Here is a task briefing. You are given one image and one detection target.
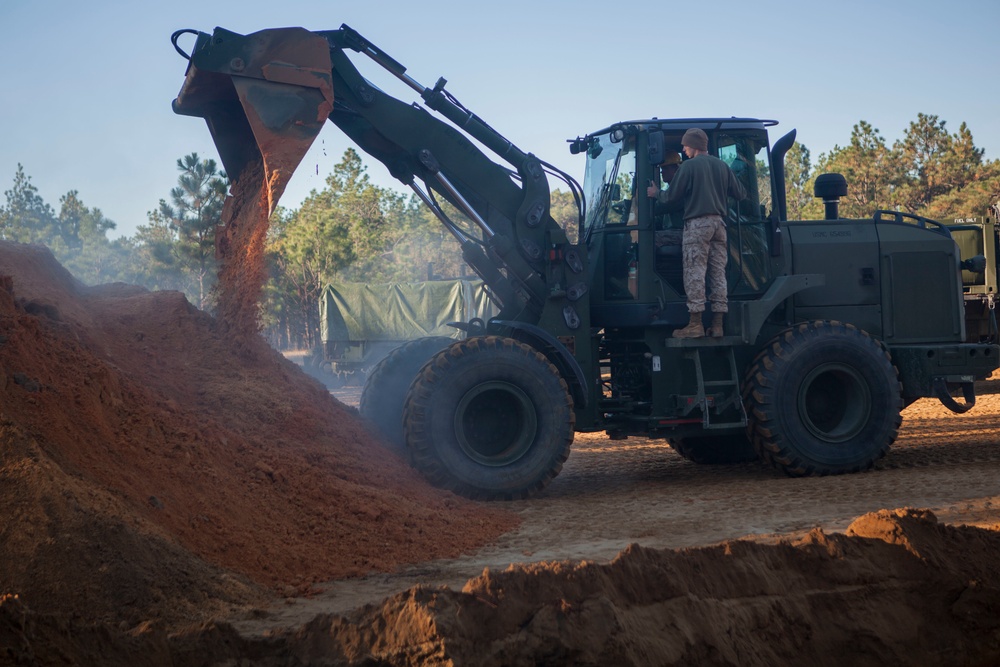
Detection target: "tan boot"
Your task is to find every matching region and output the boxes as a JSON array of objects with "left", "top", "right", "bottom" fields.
[
  {"left": 672, "top": 313, "right": 705, "bottom": 339},
  {"left": 708, "top": 313, "right": 725, "bottom": 338}
]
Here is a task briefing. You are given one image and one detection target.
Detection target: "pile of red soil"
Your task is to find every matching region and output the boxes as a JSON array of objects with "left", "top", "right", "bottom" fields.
[
  {"left": 272, "top": 508, "right": 1000, "bottom": 666},
  {"left": 5, "top": 508, "right": 1000, "bottom": 666},
  {"left": 0, "top": 242, "right": 517, "bottom": 628}
]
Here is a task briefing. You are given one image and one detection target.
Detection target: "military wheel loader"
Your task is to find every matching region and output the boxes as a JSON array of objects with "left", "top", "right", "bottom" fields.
[{"left": 171, "top": 25, "right": 999, "bottom": 500}]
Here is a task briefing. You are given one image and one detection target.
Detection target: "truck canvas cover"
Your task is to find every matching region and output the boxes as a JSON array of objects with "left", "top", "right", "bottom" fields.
[{"left": 320, "top": 280, "right": 494, "bottom": 344}]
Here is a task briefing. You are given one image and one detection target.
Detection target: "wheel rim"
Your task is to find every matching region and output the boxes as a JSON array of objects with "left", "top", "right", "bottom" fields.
[
  {"left": 797, "top": 362, "right": 871, "bottom": 443},
  {"left": 453, "top": 381, "right": 537, "bottom": 466}
]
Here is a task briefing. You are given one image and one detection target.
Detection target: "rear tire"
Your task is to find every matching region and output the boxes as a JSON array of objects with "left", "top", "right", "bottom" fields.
[
  {"left": 744, "top": 321, "right": 902, "bottom": 476},
  {"left": 403, "top": 336, "right": 575, "bottom": 500},
  {"left": 668, "top": 433, "right": 758, "bottom": 464},
  {"left": 359, "top": 336, "right": 454, "bottom": 451}
]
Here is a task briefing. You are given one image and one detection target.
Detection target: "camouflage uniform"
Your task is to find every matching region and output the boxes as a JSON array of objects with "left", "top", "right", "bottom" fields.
[
  {"left": 662, "top": 150, "right": 746, "bottom": 319},
  {"left": 682, "top": 214, "right": 728, "bottom": 313}
]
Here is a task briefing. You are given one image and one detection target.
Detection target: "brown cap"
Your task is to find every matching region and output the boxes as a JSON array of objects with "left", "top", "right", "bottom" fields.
[
  {"left": 659, "top": 151, "right": 682, "bottom": 166},
  {"left": 681, "top": 128, "right": 709, "bottom": 152}
]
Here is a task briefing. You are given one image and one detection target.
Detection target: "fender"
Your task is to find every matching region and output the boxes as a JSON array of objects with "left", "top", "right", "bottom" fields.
[
  {"left": 486, "top": 319, "right": 589, "bottom": 409},
  {"left": 739, "top": 273, "right": 826, "bottom": 344}
]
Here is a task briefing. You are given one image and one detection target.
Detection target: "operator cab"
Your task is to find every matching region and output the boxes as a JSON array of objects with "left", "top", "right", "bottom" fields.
[{"left": 573, "top": 119, "right": 779, "bottom": 328}]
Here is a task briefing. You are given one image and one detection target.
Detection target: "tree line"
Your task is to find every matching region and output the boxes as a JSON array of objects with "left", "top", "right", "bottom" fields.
[
  {"left": 783, "top": 114, "right": 999, "bottom": 221},
  {"left": 2, "top": 114, "right": 998, "bottom": 351}
]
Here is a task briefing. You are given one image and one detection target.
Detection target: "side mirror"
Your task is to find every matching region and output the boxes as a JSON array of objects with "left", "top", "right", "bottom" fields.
[
  {"left": 568, "top": 137, "right": 587, "bottom": 155},
  {"left": 962, "top": 255, "right": 988, "bottom": 273},
  {"left": 569, "top": 136, "right": 603, "bottom": 158},
  {"left": 647, "top": 130, "right": 664, "bottom": 166}
]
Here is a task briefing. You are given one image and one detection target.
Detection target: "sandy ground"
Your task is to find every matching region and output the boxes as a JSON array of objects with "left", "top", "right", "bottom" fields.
[{"left": 234, "top": 384, "right": 1000, "bottom": 631}]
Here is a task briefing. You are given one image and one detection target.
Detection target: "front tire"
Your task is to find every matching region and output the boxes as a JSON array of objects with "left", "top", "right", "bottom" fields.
[
  {"left": 403, "top": 336, "right": 575, "bottom": 500},
  {"left": 744, "top": 321, "right": 902, "bottom": 476}
]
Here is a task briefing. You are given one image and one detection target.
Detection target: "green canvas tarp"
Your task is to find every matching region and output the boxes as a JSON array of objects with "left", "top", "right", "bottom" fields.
[{"left": 320, "top": 279, "right": 495, "bottom": 345}]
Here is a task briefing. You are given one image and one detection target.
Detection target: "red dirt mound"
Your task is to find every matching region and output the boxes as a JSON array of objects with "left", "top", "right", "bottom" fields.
[
  {"left": 244, "top": 508, "right": 1000, "bottom": 666},
  {"left": 0, "top": 242, "right": 517, "bottom": 628},
  {"left": 5, "top": 509, "right": 999, "bottom": 666}
]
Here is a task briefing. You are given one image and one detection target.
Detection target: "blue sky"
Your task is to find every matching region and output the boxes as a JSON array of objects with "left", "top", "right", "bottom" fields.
[{"left": 3, "top": 0, "right": 998, "bottom": 239}]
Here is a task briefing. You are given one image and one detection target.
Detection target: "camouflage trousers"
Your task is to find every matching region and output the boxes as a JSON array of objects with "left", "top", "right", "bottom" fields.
[{"left": 682, "top": 215, "right": 728, "bottom": 313}]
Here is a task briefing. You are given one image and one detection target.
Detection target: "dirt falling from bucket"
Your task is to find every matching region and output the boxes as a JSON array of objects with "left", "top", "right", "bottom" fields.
[{"left": 214, "top": 158, "right": 273, "bottom": 347}]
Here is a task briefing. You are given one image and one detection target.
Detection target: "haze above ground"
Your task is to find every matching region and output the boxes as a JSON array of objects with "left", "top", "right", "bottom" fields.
[{"left": 3, "top": 0, "right": 998, "bottom": 239}]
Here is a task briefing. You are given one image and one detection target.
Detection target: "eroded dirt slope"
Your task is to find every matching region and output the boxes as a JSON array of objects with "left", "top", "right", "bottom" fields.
[
  {"left": 0, "top": 242, "right": 516, "bottom": 629},
  {"left": 5, "top": 509, "right": 1000, "bottom": 666},
  {"left": 259, "top": 508, "right": 1000, "bottom": 667}
]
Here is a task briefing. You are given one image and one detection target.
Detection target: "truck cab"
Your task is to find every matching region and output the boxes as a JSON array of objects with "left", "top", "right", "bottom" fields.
[{"left": 576, "top": 120, "right": 776, "bottom": 329}]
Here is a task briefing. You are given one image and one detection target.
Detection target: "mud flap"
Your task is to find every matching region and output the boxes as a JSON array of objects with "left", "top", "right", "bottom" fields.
[{"left": 933, "top": 377, "right": 976, "bottom": 414}]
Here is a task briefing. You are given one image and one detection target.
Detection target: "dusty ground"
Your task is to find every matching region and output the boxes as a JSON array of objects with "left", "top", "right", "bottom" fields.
[
  {"left": 181, "top": 385, "right": 1000, "bottom": 666},
  {"left": 2, "top": 242, "right": 1000, "bottom": 666},
  {"left": 248, "top": 385, "right": 1000, "bottom": 625}
]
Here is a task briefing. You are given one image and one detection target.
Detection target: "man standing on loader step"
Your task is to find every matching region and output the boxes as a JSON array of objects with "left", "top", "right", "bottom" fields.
[{"left": 648, "top": 128, "right": 747, "bottom": 338}]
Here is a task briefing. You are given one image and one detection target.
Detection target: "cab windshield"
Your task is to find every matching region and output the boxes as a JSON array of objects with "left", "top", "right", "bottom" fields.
[
  {"left": 580, "top": 132, "right": 637, "bottom": 242},
  {"left": 581, "top": 127, "right": 774, "bottom": 234},
  {"left": 580, "top": 125, "right": 777, "bottom": 296}
]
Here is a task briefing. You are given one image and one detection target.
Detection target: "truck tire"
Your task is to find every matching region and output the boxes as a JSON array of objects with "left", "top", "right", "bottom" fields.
[
  {"left": 744, "top": 321, "right": 902, "bottom": 476},
  {"left": 359, "top": 336, "right": 454, "bottom": 451},
  {"left": 668, "top": 434, "right": 758, "bottom": 464},
  {"left": 403, "top": 336, "right": 575, "bottom": 500}
]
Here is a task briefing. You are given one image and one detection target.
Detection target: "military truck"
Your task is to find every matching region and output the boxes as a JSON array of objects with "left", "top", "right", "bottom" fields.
[
  {"left": 946, "top": 202, "right": 1000, "bottom": 344},
  {"left": 170, "top": 25, "right": 999, "bottom": 499},
  {"left": 319, "top": 278, "right": 495, "bottom": 383}
]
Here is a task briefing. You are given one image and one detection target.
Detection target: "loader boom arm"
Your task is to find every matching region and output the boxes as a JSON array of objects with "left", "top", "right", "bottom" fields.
[{"left": 172, "top": 24, "right": 587, "bottom": 324}]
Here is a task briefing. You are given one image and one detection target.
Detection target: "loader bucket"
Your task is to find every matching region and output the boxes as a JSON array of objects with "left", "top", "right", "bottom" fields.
[{"left": 171, "top": 26, "right": 334, "bottom": 215}]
